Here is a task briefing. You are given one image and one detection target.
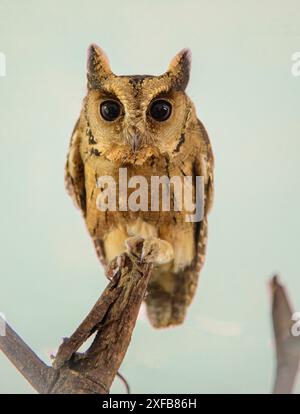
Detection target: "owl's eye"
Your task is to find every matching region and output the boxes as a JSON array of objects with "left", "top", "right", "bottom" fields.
[
  {"left": 100, "top": 100, "right": 121, "bottom": 121},
  {"left": 149, "top": 100, "right": 172, "bottom": 122}
]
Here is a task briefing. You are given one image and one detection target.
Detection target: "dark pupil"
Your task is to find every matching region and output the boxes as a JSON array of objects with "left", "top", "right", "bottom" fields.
[
  {"left": 150, "top": 100, "right": 171, "bottom": 121},
  {"left": 100, "top": 100, "right": 121, "bottom": 121}
]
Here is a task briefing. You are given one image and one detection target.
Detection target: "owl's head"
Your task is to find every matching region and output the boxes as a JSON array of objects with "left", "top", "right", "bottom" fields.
[{"left": 83, "top": 44, "right": 195, "bottom": 164}]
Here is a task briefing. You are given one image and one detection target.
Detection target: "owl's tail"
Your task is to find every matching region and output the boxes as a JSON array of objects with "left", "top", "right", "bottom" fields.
[
  {"left": 145, "top": 266, "right": 200, "bottom": 328},
  {"left": 145, "top": 217, "right": 209, "bottom": 328}
]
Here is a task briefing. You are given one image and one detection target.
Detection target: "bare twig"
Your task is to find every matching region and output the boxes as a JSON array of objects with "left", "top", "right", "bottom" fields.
[
  {"left": 116, "top": 371, "right": 131, "bottom": 394},
  {"left": 0, "top": 320, "right": 55, "bottom": 393}
]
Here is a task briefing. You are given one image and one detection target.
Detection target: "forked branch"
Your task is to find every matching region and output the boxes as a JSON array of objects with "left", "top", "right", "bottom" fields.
[{"left": 0, "top": 238, "right": 152, "bottom": 394}]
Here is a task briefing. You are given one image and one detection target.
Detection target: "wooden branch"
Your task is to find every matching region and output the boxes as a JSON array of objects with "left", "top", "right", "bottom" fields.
[
  {"left": 271, "top": 275, "right": 300, "bottom": 394},
  {"left": 0, "top": 320, "right": 55, "bottom": 394},
  {"left": 0, "top": 239, "right": 153, "bottom": 394}
]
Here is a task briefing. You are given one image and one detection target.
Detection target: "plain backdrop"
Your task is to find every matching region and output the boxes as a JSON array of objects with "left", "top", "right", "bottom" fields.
[{"left": 0, "top": 0, "right": 300, "bottom": 393}]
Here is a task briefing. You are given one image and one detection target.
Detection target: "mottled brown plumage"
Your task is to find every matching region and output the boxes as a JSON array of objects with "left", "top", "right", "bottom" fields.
[{"left": 65, "top": 44, "right": 214, "bottom": 328}]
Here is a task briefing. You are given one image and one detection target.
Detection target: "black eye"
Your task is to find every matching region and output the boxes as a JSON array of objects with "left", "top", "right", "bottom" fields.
[
  {"left": 149, "top": 100, "right": 172, "bottom": 122},
  {"left": 100, "top": 100, "right": 121, "bottom": 121}
]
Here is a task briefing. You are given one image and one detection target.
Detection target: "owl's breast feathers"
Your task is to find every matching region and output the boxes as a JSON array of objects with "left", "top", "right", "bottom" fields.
[{"left": 83, "top": 140, "right": 197, "bottom": 240}]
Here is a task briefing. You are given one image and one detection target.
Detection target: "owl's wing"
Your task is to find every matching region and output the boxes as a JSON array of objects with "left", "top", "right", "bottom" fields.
[
  {"left": 65, "top": 118, "right": 86, "bottom": 213},
  {"left": 65, "top": 118, "right": 107, "bottom": 268},
  {"left": 193, "top": 119, "right": 214, "bottom": 274}
]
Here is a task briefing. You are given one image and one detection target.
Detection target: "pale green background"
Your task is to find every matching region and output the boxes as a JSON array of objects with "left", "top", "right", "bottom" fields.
[{"left": 0, "top": 0, "right": 300, "bottom": 393}]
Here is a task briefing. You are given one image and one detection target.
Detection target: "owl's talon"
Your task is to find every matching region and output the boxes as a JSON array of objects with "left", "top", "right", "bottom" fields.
[
  {"left": 141, "top": 237, "right": 174, "bottom": 265},
  {"left": 125, "top": 236, "right": 144, "bottom": 257}
]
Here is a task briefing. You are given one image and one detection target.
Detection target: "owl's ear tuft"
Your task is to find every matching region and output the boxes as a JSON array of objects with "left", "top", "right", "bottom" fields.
[
  {"left": 87, "top": 44, "right": 112, "bottom": 88},
  {"left": 167, "top": 48, "right": 191, "bottom": 91}
]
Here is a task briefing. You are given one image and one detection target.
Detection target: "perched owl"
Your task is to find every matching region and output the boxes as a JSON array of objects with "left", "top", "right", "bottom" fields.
[{"left": 65, "top": 44, "right": 214, "bottom": 328}]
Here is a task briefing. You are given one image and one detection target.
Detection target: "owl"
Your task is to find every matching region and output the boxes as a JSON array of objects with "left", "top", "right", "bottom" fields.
[{"left": 65, "top": 44, "right": 214, "bottom": 328}]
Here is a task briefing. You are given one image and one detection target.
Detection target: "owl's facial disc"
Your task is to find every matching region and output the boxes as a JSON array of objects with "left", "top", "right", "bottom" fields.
[{"left": 85, "top": 44, "right": 192, "bottom": 156}]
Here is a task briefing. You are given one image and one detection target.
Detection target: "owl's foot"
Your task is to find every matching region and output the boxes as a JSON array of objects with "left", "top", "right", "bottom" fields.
[
  {"left": 125, "top": 236, "right": 144, "bottom": 257},
  {"left": 141, "top": 237, "right": 174, "bottom": 265},
  {"left": 125, "top": 235, "right": 174, "bottom": 265}
]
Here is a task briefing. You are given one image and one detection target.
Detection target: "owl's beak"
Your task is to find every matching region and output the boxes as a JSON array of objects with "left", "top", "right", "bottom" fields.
[
  {"left": 130, "top": 133, "right": 142, "bottom": 152},
  {"left": 126, "top": 123, "right": 143, "bottom": 152}
]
